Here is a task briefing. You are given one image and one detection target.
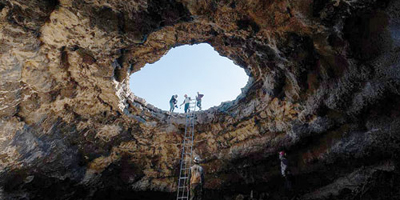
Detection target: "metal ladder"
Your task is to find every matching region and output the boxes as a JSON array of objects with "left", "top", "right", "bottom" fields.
[{"left": 176, "top": 100, "right": 197, "bottom": 200}]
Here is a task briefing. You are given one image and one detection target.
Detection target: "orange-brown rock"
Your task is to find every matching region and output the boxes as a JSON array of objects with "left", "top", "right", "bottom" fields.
[{"left": 1, "top": 0, "right": 400, "bottom": 199}]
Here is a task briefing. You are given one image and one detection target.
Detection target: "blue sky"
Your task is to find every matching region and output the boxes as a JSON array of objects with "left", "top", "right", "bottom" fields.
[{"left": 129, "top": 43, "right": 249, "bottom": 113}]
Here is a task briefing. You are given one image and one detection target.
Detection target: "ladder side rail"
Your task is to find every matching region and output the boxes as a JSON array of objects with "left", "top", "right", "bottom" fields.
[
  {"left": 182, "top": 157, "right": 190, "bottom": 199},
  {"left": 178, "top": 130, "right": 188, "bottom": 175},
  {"left": 177, "top": 160, "right": 189, "bottom": 199},
  {"left": 177, "top": 154, "right": 188, "bottom": 198},
  {"left": 177, "top": 146, "right": 185, "bottom": 188},
  {"left": 183, "top": 112, "right": 194, "bottom": 199}
]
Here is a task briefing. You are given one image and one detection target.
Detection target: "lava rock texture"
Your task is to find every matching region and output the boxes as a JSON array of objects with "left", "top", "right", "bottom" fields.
[{"left": 1, "top": 0, "right": 400, "bottom": 199}]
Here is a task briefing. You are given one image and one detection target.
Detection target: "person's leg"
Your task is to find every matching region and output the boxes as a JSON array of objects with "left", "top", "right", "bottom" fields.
[
  {"left": 190, "top": 185, "right": 197, "bottom": 200},
  {"left": 198, "top": 185, "right": 203, "bottom": 200},
  {"left": 185, "top": 103, "right": 189, "bottom": 113},
  {"left": 170, "top": 102, "right": 174, "bottom": 112},
  {"left": 197, "top": 100, "right": 202, "bottom": 110}
]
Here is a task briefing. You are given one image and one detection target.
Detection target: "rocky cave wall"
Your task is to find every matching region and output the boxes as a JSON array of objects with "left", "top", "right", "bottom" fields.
[{"left": 1, "top": 0, "right": 400, "bottom": 199}]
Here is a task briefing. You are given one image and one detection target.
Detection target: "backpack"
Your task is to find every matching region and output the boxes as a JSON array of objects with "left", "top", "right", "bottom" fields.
[
  {"left": 170, "top": 96, "right": 177, "bottom": 104},
  {"left": 196, "top": 94, "right": 204, "bottom": 101},
  {"left": 190, "top": 165, "right": 202, "bottom": 184}
]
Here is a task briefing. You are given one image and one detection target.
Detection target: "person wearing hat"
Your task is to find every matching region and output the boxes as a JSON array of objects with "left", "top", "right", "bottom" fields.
[{"left": 189, "top": 157, "right": 204, "bottom": 200}]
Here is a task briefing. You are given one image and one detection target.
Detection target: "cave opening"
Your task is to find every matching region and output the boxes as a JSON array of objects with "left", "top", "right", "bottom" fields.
[{"left": 128, "top": 43, "right": 249, "bottom": 112}]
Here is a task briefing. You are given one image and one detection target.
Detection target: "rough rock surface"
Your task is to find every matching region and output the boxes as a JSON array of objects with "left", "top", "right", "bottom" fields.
[{"left": 1, "top": 0, "right": 400, "bottom": 199}]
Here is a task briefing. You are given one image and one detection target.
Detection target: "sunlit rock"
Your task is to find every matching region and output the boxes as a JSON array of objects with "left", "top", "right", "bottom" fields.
[{"left": 1, "top": 0, "right": 400, "bottom": 199}]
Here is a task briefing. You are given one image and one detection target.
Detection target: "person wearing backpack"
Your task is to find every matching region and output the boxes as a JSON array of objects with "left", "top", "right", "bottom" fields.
[
  {"left": 169, "top": 95, "right": 178, "bottom": 112},
  {"left": 196, "top": 92, "right": 204, "bottom": 110},
  {"left": 189, "top": 157, "right": 204, "bottom": 200}
]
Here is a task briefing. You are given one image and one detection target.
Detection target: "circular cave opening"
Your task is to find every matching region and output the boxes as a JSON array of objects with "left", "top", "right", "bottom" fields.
[{"left": 129, "top": 43, "right": 249, "bottom": 113}]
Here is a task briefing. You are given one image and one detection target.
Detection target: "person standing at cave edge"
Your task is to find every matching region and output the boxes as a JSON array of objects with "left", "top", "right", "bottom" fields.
[
  {"left": 180, "top": 94, "right": 191, "bottom": 113},
  {"left": 189, "top": 157, "right": 204, "bottom": 200},
  {"left": 169, "top": 94, "right": 178, "bottom": 113},
  {"left": 196, "top": 92, "right": 204, "bottom": 110}
]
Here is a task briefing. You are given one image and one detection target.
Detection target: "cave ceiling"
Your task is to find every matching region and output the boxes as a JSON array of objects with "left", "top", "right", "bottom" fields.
[{"left": 1, "top": 0, "right": 400, "bottom": 199}]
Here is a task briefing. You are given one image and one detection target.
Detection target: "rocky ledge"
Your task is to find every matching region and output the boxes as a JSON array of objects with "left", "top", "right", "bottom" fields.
[{"left": 1, "top": 0, "right": 400, "bottom": 199}]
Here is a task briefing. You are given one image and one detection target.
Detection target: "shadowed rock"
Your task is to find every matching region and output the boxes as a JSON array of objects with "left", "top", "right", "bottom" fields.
[{"left": 1, "top": 0, "right": 400, "bottom": 199}]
